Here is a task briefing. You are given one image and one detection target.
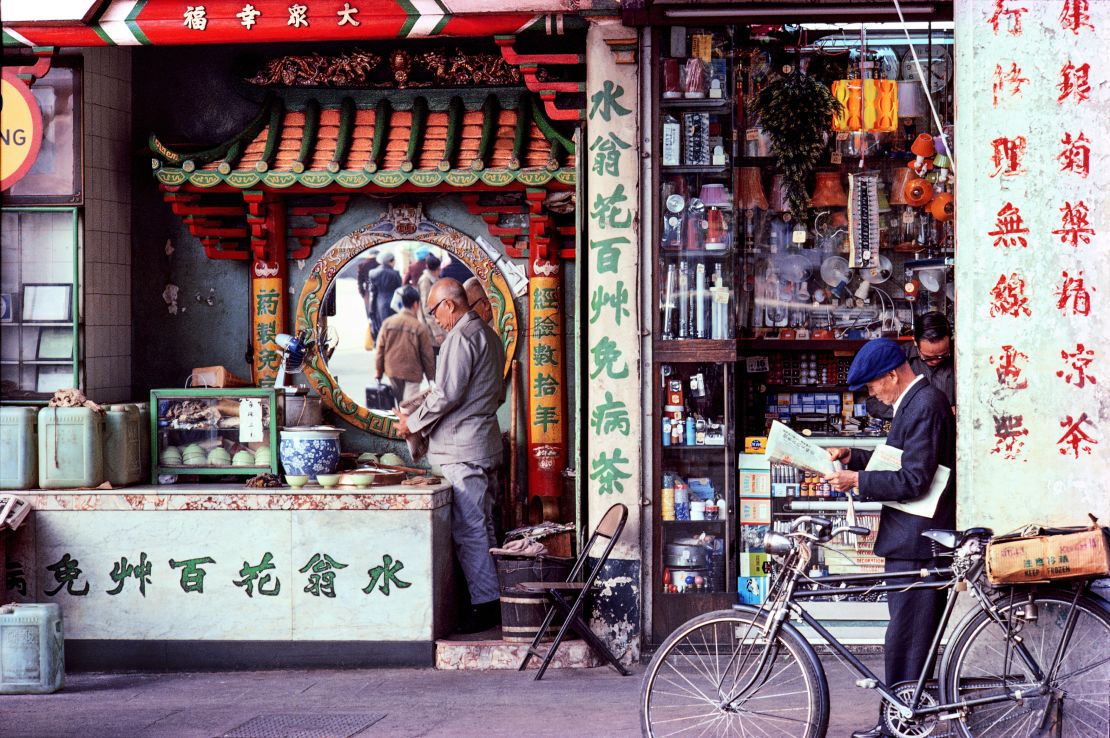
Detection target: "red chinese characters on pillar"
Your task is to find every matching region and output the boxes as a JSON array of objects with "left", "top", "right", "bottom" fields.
[
  {"left": 988, "top": 0, "right": 1028, "bottom": 35},
  {"left": 992, "top": 62, "right": 1029, "bottom": 107},
  {"left": 987, "top": 203, "right": 1030, "bottom": 248},
  {"left": 989, "top": 136, "right": 1027, "bottom": 178},
  {"left": 989, "top": 273, "right": 1032, "bottom": 318},
  {"left": 1057, "top": 343, "right": 1097, "bottom": 388},
  {"left": 1057, "top": 132, "right": 1090, "bottom": 178},
  {"left": 1058, "top": 62, "right": 1091, "bottom": 104},
  {"left": 990, "top": 344, "right": 1029, "bottom": 389},
  {"left": 1052, "top": 201, "right": 1095, "bottom": 247},
  {"left": 1057, "top": 413, "right": 1098, "bottom": 458},
  {"left": 1054, "top": 269, "right": 1094, "bottom": 317},
  {"left": 992, "top": 414, "right": 1029, "bottom": 460},
  {"left": 1059, "top": 0, "right": 1095, "bottom": 35}
]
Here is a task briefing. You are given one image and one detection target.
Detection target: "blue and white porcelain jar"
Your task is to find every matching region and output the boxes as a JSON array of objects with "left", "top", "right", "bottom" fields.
[{"left": 279, "top": 426, "right": 343, "bottom": 480}]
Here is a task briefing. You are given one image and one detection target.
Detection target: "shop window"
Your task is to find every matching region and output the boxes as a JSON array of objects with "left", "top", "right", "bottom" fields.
[
  {"left": 0, "top": 208, "right": 80, "bottom": 401},
  {"left": 3, "top": 63, "right": 82, "bottom": 205}
]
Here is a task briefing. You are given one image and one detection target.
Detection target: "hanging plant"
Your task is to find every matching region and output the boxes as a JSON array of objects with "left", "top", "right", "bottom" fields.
[{"left": 751, "top": 68, "right": 842, "bottom": 224}]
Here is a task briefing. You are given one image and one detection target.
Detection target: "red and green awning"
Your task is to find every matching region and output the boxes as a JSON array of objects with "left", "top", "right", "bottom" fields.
[{"left": 3, "top": 0, "right": 588, "bottom": 47}]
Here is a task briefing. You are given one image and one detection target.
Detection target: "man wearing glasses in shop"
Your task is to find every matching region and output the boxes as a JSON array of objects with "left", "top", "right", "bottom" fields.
[
  {"left": 396, "top": 278, "right": 505, "bottom": 634},
  {"left": 867, "top": 312, "right": 955, "bottom": 420},
  {"left": 463, "top": 277, "right": 494, "bottom": 325}
]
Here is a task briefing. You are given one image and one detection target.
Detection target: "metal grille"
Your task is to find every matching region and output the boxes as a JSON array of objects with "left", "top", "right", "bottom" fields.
[{"left": 222, "top": 713, "right": 387, "bottom": 738}]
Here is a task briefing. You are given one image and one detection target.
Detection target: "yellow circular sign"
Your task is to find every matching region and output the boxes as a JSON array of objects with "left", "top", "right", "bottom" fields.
[{"left": 1, "top": 70, "right": 44, "bottom": 191}]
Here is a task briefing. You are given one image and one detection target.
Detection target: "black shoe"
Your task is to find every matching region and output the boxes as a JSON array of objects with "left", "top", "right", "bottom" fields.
[
  {"left": 850, "top": 725, "right": 888, "bottom": 738},
  {"left": 455, "top": 600, "right": 501, "bottom": 634}
]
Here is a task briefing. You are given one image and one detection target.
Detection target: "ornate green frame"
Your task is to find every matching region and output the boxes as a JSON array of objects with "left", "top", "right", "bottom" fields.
[{"left": 295, "top": 203, "right": 518, "bottom": 438}]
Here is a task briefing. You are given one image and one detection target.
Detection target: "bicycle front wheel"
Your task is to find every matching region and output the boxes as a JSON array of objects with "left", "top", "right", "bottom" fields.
[
  {"left": 941, "top": 588, "right": 1110, "bottom": 737},
  {"left": 641, "top": 608, "right": 829, "bottom": 737}
]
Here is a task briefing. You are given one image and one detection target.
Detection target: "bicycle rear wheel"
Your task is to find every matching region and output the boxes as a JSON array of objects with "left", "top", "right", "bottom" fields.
[
  {"left": 941, "top": 588, "right": 1110, "bottom": 737},
  {"left": 641, "top": 608, "right": 828, "bottom": 737}
]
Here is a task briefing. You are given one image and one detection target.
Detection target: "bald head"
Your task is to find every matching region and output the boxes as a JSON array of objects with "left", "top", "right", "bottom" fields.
[
  {"left": 427, "top": 278, "right": 468, "bottom": 331},
  {"left": 463, "top": 277, "right": 493, "bottom": 323}
]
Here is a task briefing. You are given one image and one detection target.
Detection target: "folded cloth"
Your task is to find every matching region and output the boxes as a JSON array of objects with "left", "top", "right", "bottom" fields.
[
  {"left": 489, "top": 538, "right": 548, "bottom": 557},
  {"left": 399, "top": 389, "right": 432, "bottom": 462},
  {"left": 401, "top": 475, "right": 442, "bottom": 486}
]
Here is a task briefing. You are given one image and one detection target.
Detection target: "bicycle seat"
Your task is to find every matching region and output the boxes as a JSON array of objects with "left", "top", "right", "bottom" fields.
[{"left": 922, "top": 527, "right": 995, "bottom": 549}]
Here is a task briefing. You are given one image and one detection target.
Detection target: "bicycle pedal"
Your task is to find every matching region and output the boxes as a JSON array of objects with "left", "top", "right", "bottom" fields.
[{"left": 855, "top": 678, "right": 878, "bottom": 689}]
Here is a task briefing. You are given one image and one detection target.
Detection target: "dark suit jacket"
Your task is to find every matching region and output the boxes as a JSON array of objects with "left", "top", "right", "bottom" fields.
[{"left": 846, "top": 378, "right": 956, "bottom": 559}]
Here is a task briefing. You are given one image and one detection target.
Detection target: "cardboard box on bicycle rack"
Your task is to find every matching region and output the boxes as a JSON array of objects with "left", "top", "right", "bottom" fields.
[{"left": 986, "top": 526, "right": 1110, "bottom": 585}]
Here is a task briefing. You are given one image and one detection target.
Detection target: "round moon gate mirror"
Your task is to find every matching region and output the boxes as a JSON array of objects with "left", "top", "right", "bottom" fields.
[{"left": 296, "top": 204, "right": 518, "bottom": 438}]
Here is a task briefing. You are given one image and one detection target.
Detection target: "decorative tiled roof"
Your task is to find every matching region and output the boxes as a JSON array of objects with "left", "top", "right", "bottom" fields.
[{"left": 151, "top": 93, "right": 576, "bottom": 191}]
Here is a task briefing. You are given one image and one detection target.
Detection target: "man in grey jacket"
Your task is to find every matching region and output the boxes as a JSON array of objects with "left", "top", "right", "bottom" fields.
[{"left": 397, "top": 278, "right": 505, "bottom": 633}]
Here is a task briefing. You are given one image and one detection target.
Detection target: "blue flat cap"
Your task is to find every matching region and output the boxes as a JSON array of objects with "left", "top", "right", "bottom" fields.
[{"left": 847, "top": 338, "right": 907, "bottom": 390}]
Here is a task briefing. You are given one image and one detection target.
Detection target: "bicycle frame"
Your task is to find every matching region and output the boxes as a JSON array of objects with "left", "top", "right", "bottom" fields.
[{"left": 725, "top": 550, "right": 1083, "bottom": 724}]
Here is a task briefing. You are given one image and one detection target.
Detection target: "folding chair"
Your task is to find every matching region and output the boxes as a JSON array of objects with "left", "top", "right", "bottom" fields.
[{"left": 517, "top": 503, "right": 633, "bottom": 681}]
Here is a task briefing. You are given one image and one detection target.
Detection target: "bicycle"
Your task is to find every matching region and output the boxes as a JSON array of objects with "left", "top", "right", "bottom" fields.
[{"left": 640, "top": 515, "right": 1110, "bottom": 737}]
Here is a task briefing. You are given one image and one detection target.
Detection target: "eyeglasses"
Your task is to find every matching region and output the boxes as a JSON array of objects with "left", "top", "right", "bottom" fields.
[
  {"left": 919, "top": 351, "right": 951, "bottom": 364},
  {"left": 426, "top": 298, "right": 448, "bottom": 318},
  {"left": 470, "top": 296, "right": 490, "bottom": 309}
]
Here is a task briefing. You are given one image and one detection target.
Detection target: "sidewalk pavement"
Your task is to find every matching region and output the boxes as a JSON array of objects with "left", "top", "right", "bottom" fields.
[{"left": 0, "top": 655, "right": 884, "bottom": 738}]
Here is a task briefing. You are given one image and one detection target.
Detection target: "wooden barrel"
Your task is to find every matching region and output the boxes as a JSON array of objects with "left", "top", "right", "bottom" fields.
[
  {"left": 500, "top": 587, "right": 564, "bottom": 643},
  {"left": 494, "top": 555, "right": 574, "bottom": 593}
]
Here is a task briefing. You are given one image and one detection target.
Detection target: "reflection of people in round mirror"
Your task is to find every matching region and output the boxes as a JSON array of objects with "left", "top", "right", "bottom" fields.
[
  {"left": 439, "top": 252, "right": 474, "bottom": 283},
  {"left": 463, "top": 277, "right": 493, "bottom": 324},
  {"left": 356, "top": 252, "right": 378, "bottom": 319},
  {"left": 418, "top": 253, "right": 447, "bottom": 352},
  {"left": 368, "top": 251, "right": 401, "bottom": 335},
  {"left": 404, "top": 245, "right": 430, "bottom": 287},
  {"left": 374, "top": 285, "right": 436, "bottom": 404}
]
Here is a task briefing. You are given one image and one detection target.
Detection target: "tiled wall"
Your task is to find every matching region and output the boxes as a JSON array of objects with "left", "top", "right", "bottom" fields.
[{"left": 81, "top": 47, "right": 133, "bottom": 403}]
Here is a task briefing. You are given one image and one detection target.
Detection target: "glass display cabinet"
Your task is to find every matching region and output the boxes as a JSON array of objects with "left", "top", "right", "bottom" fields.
[
  {"left": 151, "top": 388, "right": 280, "bottom": 481},
  {"left": 653, "top": 361, "right": 735, "bottom": 640}
]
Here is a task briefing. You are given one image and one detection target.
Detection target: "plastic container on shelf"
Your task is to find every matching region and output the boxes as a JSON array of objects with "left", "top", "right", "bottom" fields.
[
  {"left": 37, "top": 406, "right": 106, "bottom": 489},
  {"left": 0, "top": 603, "right": 65, "bottom": 694},
  {"left": 104, "top": 404, "right": 143, "bottom": 487},
  {"left": 0, "top": 406, "right": 39, "bottom": 489}
]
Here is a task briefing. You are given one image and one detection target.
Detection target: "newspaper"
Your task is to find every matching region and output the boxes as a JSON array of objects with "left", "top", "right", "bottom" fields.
[
  {"left": 765, "top": 421, "right": 836, "bottom": 476},
  {"left": 864, "top": 444, "right": 950, "bottom": 518}
]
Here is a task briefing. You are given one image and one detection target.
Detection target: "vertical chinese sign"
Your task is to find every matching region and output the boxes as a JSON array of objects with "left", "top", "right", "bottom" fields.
[
  {"left": 586, "top": 23, "right": 641, "bottom": 556},
  {"left": 955, "top": 0, "right": 1109, "bottom": 531}
]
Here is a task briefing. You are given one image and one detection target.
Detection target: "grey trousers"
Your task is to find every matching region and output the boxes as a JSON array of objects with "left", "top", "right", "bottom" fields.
[
  {"left": 441, "top": 457, "right": 500, "bottom": 605},
  {"left": 387, "top": 377, "right": 424, "bottom": 405}
]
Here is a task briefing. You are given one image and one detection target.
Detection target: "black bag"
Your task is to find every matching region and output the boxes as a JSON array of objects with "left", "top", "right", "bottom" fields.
[{"left": 365, "top": 381, "right": 396, "bottom": 411}]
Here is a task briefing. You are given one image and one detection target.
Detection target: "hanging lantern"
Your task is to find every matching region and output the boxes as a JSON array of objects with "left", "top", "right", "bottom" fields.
[{"left": 831, "top": 79, "right": 898, "bottom": 133}]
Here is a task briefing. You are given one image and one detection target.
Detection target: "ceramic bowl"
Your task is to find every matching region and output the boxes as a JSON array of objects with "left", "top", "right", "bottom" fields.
[
  {"left": 253, "top": 448, "right": 271, "bottom": 465},
  {"left": 352, "top": 474, "right": 373, "bottom": 488},
  {"left": 207, "top": 448, "right": 232, "bottom": 466},
  {"left": 286, "top": 474, "right": 309, "bottom": 488},
  {"left": 232, "top": 450, "right": 256, "bottom": 466},
  {"left": 316, "top": 473, "right": 340, "bottom": 489}
]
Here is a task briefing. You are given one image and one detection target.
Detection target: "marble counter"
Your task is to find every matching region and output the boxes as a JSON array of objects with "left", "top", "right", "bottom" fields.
[{"left": 3, "top": 482, "right": 456, "bottom": 668}]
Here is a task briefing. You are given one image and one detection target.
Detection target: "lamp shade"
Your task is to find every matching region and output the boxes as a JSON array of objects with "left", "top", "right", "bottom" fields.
[
  {"left": 831, "top": 79, "right": 898, "bottom": 133},
  {"left": 903, "top": 176, "right": 934, "bottom": 208},
  {"left": 810, "top": 172, "right": 848, "bottom": 208},
  {"left": 738, "top": 167, "right": 768, "bottom": 210},
  {"left": 699, "top": 183, "right": 731, "bottom": 208},
  {"left": 889, "top": 168, "right": 914, "bottom": 206}
]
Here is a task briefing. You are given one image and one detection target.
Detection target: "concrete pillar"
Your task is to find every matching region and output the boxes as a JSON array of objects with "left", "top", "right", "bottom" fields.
[
  {"left": 954, "top": 0, "right": 1109, "bottom": 531},
  {"left": 584, "top": 20, "right": 642, "bottom": 661}
]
